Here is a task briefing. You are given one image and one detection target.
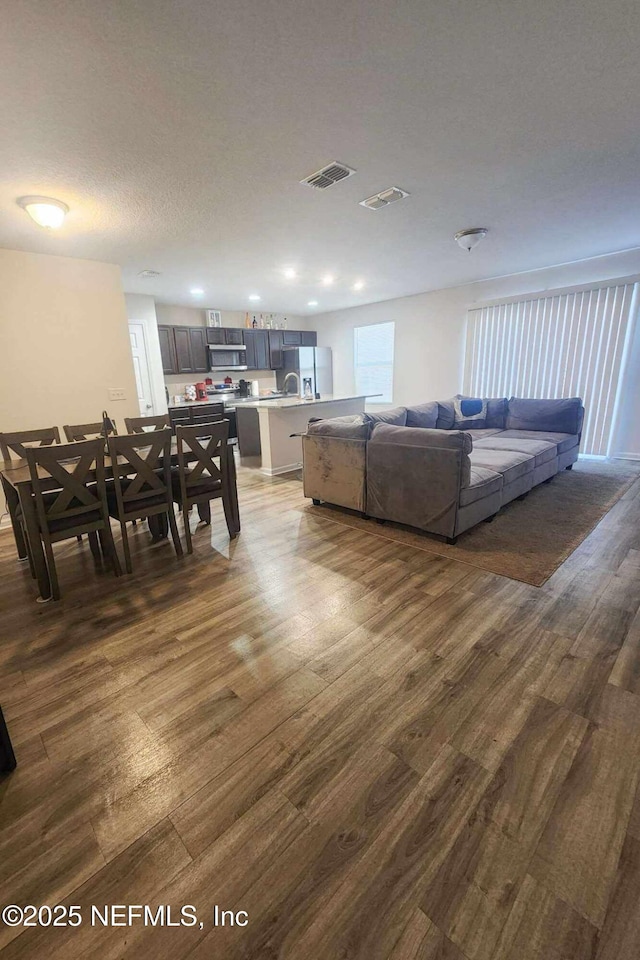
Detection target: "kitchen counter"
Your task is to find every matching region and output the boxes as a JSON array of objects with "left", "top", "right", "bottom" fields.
[
  {"left": 236, "top": 394, "right": 374, "bottom": 410},
  {"left": 235, "top": 396, "right": 375, "bottom": 476}
]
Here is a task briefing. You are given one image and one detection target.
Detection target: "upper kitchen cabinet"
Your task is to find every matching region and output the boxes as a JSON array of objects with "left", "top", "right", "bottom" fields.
[
  {"left": 158, "top": 324, "right": 210, "bottom": 375},
  {"left": 206, "top": 327, "right": 244, "bottom": 345},
  {"left": 281, "top": 330, "right": 318, "bottom": 347},
  {"left": 158, "top": 325, "right": 178, "bottom": 375},
  {"left": 189, "top": 328, "right": 209, "bottom": 372},
  {"left": 268, "top": 329, "right": 284, "bottom": 369},
  {"left": 244, "top": 329, "right": 270, "bottom": 371}
]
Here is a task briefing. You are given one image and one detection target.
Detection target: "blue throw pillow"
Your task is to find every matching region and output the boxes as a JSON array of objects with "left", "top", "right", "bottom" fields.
[{"left": 453, "top": 396, "right": 488, "bottom": 429}]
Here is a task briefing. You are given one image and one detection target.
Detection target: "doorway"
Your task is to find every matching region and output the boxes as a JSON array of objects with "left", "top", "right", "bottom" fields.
[{"left": 129, "top": 321, "right": 155, "bottom": 416}]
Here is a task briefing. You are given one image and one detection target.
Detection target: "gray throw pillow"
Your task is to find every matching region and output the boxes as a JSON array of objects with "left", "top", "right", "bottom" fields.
[
  {"left": 453, "top": 396, "right": 488, "bottom": 429},
  {"left": 506, "top": 397, "right": 583, "bottom": 435},
  {"left": 405, "top": 401, "right": 438, "bottom": 428}
]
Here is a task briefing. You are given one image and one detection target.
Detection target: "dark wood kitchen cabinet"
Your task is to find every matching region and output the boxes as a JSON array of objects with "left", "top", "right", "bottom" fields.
[
  {"left": 174, "top": 327, "right": 194, "bottom": 374},
  {"left": 206, "top": 327, "right": 245, "bottom": 346},
  {"left": 158, "top": 324, "right": 210, "bottom": 375},
  {"left": 243, "top": 329, "right": 270, "bottom": 371},
  {"left": 268, "top": 330, "right": 284, "bottom": 369},
  {"left": 301, "top": 331, "right": 317, "bottom": 346},
  {"left": 189, "top": 327, "right": 209, "bottom": 373},
  {"left": 158, "top": 325, "right": 178, "bottom": 375}
]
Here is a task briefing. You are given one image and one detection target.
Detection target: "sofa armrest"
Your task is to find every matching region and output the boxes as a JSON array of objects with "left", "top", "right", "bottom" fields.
[{"left": 302, "top": 434, "right": 367, "bottom": 512}]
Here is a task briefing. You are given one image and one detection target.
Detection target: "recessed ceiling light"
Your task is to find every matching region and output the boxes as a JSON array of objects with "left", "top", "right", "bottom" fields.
[
  {"left": 17, "top": 195, "right": 68, "bottom": 229},
  {"left": 352, "top": 280, "right": 364, "bottom": 291},
  {"left": 190, "top": 287, "right": 204, "bottom": 296},
  {"left": 249, "top": 294, "right": 261, "bottom": 301},
  {"left": 321, "top": 275, "right": 334, "bottom": 286},
  {"left": 308, "top": 300, "right": 319, "bottom": 307},
  {"left": 283, "top": 267, "right": 296, "bottom": 279}
]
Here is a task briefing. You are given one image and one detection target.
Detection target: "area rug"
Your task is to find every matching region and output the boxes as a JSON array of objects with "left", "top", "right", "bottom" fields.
[{"left": 301, "top": 460, "right": 640, "bottom": 586}]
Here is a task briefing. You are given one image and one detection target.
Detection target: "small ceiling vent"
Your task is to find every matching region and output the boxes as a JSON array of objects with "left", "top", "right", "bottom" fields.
[
  {"left": 359, "top": 187, "right": 410, "bottom": 210},
  {"left": 300, "top": 161, "right": 356, "bottom": 189},
  {"left": 138, "top": 269, "right": 161, "bottom": 278}
]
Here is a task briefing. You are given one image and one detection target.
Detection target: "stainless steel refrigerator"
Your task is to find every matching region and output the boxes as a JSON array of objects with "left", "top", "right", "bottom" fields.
[{"left": 276, "top": 346, "right": 333, "bottom": 397}]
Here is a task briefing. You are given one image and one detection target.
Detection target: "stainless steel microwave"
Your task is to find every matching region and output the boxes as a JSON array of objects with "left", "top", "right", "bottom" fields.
[{"left": 208, "top": 344, "right": 248, "bottom": 371}]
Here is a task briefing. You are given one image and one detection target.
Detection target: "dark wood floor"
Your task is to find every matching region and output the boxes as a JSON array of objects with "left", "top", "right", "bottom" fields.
[{"left": 1, "top": 463, "right": 639, "bottom": 959}]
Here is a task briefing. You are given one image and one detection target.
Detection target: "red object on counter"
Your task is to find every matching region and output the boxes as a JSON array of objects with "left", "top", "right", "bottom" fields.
[
  {"left": 205, "top": 377, "right": 213, "bottom": 385},
  {"left": 224, "top": 376, "right": 233, "bottom": 385},
  {"left": 195, "top": 382, "right": 207, "bottom": 400}
]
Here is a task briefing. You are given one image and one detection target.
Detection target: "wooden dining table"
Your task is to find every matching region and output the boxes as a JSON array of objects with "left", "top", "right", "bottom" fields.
[{"left": 0, "top": 439, "right": 240, "bottom": 602}]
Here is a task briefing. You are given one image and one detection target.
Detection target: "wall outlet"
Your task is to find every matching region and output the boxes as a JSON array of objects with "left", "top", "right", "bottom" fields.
[{"left": 108, "top": 388, "right": 126, "bottom": 401}]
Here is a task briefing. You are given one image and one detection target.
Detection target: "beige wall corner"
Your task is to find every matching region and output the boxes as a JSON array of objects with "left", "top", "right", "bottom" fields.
[{"left": 0, "top": 248, "right": 139, "bottom": 434}]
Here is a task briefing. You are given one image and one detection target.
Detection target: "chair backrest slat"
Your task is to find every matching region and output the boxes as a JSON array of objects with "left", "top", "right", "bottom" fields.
[
  {"left": 176, "top": 421, "right": 230, "bottom": 492},
  {"left": 26, "top": 439, "right": 106, "bottom": 524},
  {"left": 107, "top": 429, "right": 173, "bottom": 507},
  {"left": 0, "top": 427, "right": 60, "bottom": 461},
  {"left": 125, "top": 414, "right": 170, "bottom": 434},
  {"left": 63, "top": 421, "right": 117, "bottom": 442}
]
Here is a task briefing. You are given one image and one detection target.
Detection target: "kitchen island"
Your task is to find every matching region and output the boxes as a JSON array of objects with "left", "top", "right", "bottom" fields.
[{"left": 235, "top": 395, "right": 371, "bottom": 475}]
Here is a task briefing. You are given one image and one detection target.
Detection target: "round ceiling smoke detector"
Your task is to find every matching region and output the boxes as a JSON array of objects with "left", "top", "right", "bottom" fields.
[{"left": 454, "top": 228, "right": 488, "bottom": 252}]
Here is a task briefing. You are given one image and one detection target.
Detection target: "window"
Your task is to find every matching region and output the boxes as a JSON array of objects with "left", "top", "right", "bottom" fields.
[
  {"left": 464, "top": 281, "right": 638, "bottom": 456},
  {"left": 354, "top": 321, "right": 395, "bottom": 403}
]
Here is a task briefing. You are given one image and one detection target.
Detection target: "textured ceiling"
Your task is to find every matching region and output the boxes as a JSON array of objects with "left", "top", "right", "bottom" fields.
[{"left": 2, "top": 0, "right": 640, "bottom": 313}]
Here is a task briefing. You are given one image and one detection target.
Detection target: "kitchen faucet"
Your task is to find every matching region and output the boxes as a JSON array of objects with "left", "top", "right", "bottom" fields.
[{"left": 282, "top": 371, "right": 301, "bottom": 397}]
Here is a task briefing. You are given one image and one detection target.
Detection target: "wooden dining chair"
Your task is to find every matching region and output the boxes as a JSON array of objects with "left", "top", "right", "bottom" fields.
[
  {"left": 173, "top": 421, "right": 238, "bottom": 553},
  {"left": 25, "top": 439, "right": 121, "bottom": 601},
  {"left": 107, "top": 429, "right": 183, "bottom": 573},
  {"left": 0, "top": 427, "right": 60, "bottom": 461},
  {"left": 124, "top": 414, "right": 170, "bottom": 434},
  {"left": 63, "top": 420, "right": 118, "bottom": 442},
  {"left": 189, "top": 402, "right": 225, "bottom": 428}
]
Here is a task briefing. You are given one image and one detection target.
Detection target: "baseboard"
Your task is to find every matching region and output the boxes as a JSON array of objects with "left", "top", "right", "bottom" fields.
[
  {"left": 260, "top": 462, "right": 302, "bottom": 477},
  {"left": 611, "top": 453, "right": 640, "bottom": 462}
]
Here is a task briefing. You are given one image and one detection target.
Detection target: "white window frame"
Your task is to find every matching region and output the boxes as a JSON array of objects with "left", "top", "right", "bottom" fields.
[{"left": 354, "top": 321, "right": 395, "bottom": 404}]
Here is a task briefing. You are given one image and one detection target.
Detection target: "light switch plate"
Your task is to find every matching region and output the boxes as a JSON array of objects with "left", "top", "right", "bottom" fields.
[{"left": 108, "top": 388, "right": 126, "bottom": 401}]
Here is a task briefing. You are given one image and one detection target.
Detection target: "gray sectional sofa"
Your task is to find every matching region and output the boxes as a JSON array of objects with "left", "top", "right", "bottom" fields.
[{"left": 302, "top": 395, "right": 584, "bottom": 543}]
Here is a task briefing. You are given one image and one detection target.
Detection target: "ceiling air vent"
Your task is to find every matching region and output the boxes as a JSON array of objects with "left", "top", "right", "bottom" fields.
[
  {"left": 359, "top": 187, "right": 410, "bottom": 210},
  {"left": 138, "top": 269, "right": 161, "bottom": 278},
  {"left": 300, "top": 161, "right": 356, "bottom": 190}
]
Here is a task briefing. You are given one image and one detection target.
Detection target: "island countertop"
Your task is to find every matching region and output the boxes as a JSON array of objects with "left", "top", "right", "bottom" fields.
[{"left": 237, "top": 394, "right": 379, "bottom": 410}]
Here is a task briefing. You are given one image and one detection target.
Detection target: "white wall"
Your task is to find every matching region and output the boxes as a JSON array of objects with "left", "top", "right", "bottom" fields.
[
  {"left": 0, "top": 248, "right": 139, "bottom": 433},
  {"left": 314, "top": 248, "right": 640, "bottom": 459},
  {"left": 124, "top": 293, "right": 167, "bottom": 415}
]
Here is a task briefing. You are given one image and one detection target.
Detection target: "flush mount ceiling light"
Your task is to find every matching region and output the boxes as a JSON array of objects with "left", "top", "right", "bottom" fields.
[
  {"left": 454, "top": 227, "right": 488, "bottom": 252},
  {"left": 190, "top": 287, "right": 204, "bottom": 296},
  {"left": 249, "top": 294, "right": 261, "bottom": 301},
  {"left": 308, "top": 300, "right": 319, "bottom": 306},
  {"left": 17, "top": 195, "right": 68, "bottom": 229},
  {"left": 352, "top": 280, "right": 365, "bottom": 291},
  {"left": 138, "top": 269, "right": 161, "bottom": 278},
  {"left": 321, "top": 274, "right": 334, "bottom": 286},
  {"left": 283, "top": 267, "right": 297, "bottom": 279}
]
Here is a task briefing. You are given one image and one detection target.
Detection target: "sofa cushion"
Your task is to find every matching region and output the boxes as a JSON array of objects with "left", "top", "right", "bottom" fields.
[
  {"left": 453, "top": 396, "right": 488, "bottom": 429},
  {"left": 366, "top": 406, "right": 408, "bottom": 427},
  {"left": 370, "top": 422, "right": 472, "bottom": 450},
  {"left": 506, "top": 397, "right": 583, "bottom": 435},
  {"left": 498, "top": 429, "right": 578, "bottom": 455},
  {"left": 436, "top": 399, "right": 456, "bottom": 430},
  {"left": 307, "top": 414, "right": 370, "bottom": 441},
  {"left": 472, "top": 436, "right": 557, "bottom": 467},
  {"left": 469, "top": 447, "right": 534, "bottom": 486},
  {"left": 459, "top": 465, "right": 503, "bottom": 507},
  {"left": 486, "top": 398, "right": 508, "bottom": 429},
  {"left": 405, "top": 401, "right": 438, "bottom": 429}
]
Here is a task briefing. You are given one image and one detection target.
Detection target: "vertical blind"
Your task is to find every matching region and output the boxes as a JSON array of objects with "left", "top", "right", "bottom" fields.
[
  {"left": 354, "top": 321, "right": 395, "bottom": 403},
  {"left": 463, "top": 282, "right": 637, "bottom": 456}
]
